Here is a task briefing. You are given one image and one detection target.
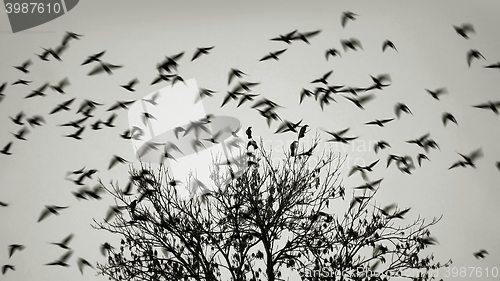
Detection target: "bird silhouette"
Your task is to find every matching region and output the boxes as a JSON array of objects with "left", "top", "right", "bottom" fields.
[
  {"left": 453, "top": 23, "right": 475, "bottom": 39},
  {"left": 0, "top": 142, "right": 13, "bottom": 155},
  {"left": 394, "top": 102, "right": 413, "bottom": 118},
  {"left": 290, "top": 140, "right": 299, "bottom": 157},
  {"left": 38, "top": 205, "right": 69, "bottom": 222},
  {"left": 50, "top": 98, "right": 76, "bottom": 114},
  {"left": 344, "top": 94, "right": 374, "bottom": 109},
  {"left": 228, "top": 68, "right": 246, "bottom": 85},
  {"left": 65, "top": 127, "right": 85, "bottom": 140},
  {"left": 88, "top": 61, "right": 123, "bottom": 75},
  {"left": 374, "top": 141, "right": 391, "bottom": 154},
  {"left": 341, "top": 11, "right": 358, "bottom": 28},
  {"left": 157, "top": 52, "right": 184, "bottom": 73},
  {"left": 467, "top": 49, "right": 485, "bottom": 67},
  {"left": 109, "top": 155, "right": 129, "bottom": 170},
  {"left": 365, "top": 118, "right": 394, "bottom": 127},
  {"left": 237, "top": 92, "right": 260, "bottom": 107},
  {"left": 142, "top": 91, "right": 160, "bottom": 105},
  {"left": 61, "top": 31, "right": 83, "bottom": 45},
  {"left": 246, "top": 127, "right": 252, "bottom": 139},
  {"left": 77, "top": 257, "right": 95, "bottom": 274},
  {"left": 120, "top": 78, "right": 139, "bottom": 92},
  {"left": 100, "top": 242, "right": 114, "bottom": 256},
  {"left": 290, "top": 29, "right": 321, "bottom": 44},
  {"left": 270, "top": 30, "right": 297, "bottom": 44},
  {"left": 260, "top": 49, "right": 287, "bottom": 61},
  {"left": 81, "top": 51, "right": 106, "bottom": 65},
  {"left": 365, "top": 74, "right": 391, "bottom": 91},
  {"left": 442, "top": 112, "right": 458, "bottom": 126},
  {"left": 26, "top": 115, "right": 45, "bottom": 127},
  {"left": 141, "top": 112, "right": 156, "bottom": 125},
  {"left": 298, "top": 124, "right": 309, "bottom": 139},
  {"left": 220, "top": 90, "right": 242, "bottom": 108},
  {"left": 50, "top": 233, "right": 74, "bottom": 249},
  {"left": 340, "top": 38, "right": 362, "bottom": 51},
  {"left": 382, "top": 40, "right": 397, "bottom": 52},
  {"left": 473, "top": 249, "right": 488, "bottom": 259},
  {"left": 449, "top": 148, "right": 483, "bottom": 169},
  {"left": 426, "top": 88, "right": 447, "bottom": 100},
  {"left": 104, "top": 205, "right": 126, "bottom": 222},
  {"left": 417, "top": 153, "right": 429, "bottom": 167},
  {"left": 191, "top": 46, "right": 215, "bottom": 61},
  {"left": 473, "top": 100, "right": 500, "bottom": 114},
  {"left": 311, "top": 70, "right": 333, "bottom": 85},
  {"left": 103, "top": 113, "right": 118, "bottom": 127},
  {"left": 8, "top": 244, "right": 25, "bottom": 258},
  {"left": 484, "top": 62, "right": 500, "bottom": 69},
  {"left": 25, "top": 83, "right": 49, "bottom": 98},
  {"left": 0, "top": 201, "right": 9, "bottom": 207},
  {"left": 12, "top": 79, "right": 31, "bottom": 86},
  {"left": 353, "top": 178, "right": 383, "bottom": 191},
  {"left": 45, "top": 250, "right": 73, "bottom": 267},
  {"left": 2, "top": 265, "right": 15, "bottom": 274},
  {"left": 107, "top": 100, "right": 136, "bottom": 111},
  {"left": 14, "top": 59, "right": 32, "bottom": 73},
  {"left": 325, "top": 48, "right": 341, "bottom": 60},
  {"left": 323, "top": 128, "right": 358, "bottom": 143},
  {"left": 195, "top": 88, "right": 217, "bottom": 102},
  {"left": 12, "top": 127, "right": 29, "bottom": 141},
  {"left": 59, "top": 116, "right": 89, "bottom": 128},
  {"left": 50, "top": 77, "right": 70, "bottom": 93}
]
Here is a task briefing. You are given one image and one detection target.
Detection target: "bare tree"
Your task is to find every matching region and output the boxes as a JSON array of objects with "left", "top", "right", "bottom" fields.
[{"left": 93, "top": 137, "right": 450, "bottom": 281}]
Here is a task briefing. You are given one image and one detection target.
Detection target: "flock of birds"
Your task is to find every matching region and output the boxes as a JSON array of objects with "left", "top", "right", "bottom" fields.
[{"left": 0, "top": 9, "right": 496, "bottom": 277}]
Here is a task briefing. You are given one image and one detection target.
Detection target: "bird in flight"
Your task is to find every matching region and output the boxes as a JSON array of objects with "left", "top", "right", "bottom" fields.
[
  {"left": 374, "top": 140, "right": 391, "bottom": 154},
  {"left": 109, "top": 155, "right": 129, "bottom": 170},
  {"left": 426, "top": 88, "right": 447, "bottom": 100},
  {"left": 88, "top": 61, "right": 123, "bottom": 75},
  {"left": 191, "top": 46, "right": 215, "bottom": 61},
  {"left": 65, "top": 126, "right": 85, "bottom": 140},
  {"left": 270, "top": 30, "right": 297, "bottom": 44},
  {"left": 341, "top": 11, "right": 358, "bottom": 28},
  {"left": 449, "top": 148, "right": 483, "bottom": 169},
  {"left": 260, "top": 49, "right": 287, "bottom": 61},
  {"left": 340, "top": 38, "right": 362, "bottom": 51},
  {"left": 290, "top": 29, "right": 322, "bottom": 44},
  {"left": 62, "top": 31, "right": 83, "bottom": 45},
  {"left": 325, "top": 48, "right": 341, "bottom": 60},
  {"left": 50, "top": 98, "right": 76, "bottom": 114},
  {"left": 472, "top": 100, "right": 500, "bottom": 114},
  {"left": 157, "top": 51, "right": 184, "bottom": 73},
  {"left": 12, "top": 127, "right": 29, "bottom": 141},
  {"left": 484, "top": 62, "right": 500, "bottom": 69},
  {"left": 473, "top": 249, "right": 488, "bottom": 259},
  {"left": 453, "top": 23, "right": 475, "bottom": 39},
  {"left": 25, "top": 83, "right": 49, "bottom": 99},
  {"left": 394, "top": 102, "right": 413, "bottom": 118},
  {"left": 8, "top": 244, "right": 25, "bottom": 258},
  {"left": 382, "top": 40, "right": 397, "bottom": 52},
  {"left": 49, "top": 233, "right": 74, "bottom": 249},
  {"left": 344, "top": 94, "right": 375, "bottom": 109},
  {"left": 2, "top": 265, "right": 15, "bottom": 275},
  {"left": 228, "top": 68, "right": 246, "bottom": 85},
  {"left": 77, "top": 257, "right": 95, "bottom": 274},
  {"left": 120, "top": 78, "right": 139, "bottom": 92},
  {"left": 38, "top": 205, "right": 69, "bottom": 222},
  {"left": 81, "top": 50, "right": 106, "bottom": 65},
  {"left": 12, "top": 79, "right": 32, "bottom": 86},
  {"left": 311, "top": 70, "right": 333, "bottom": 85},
  {"left": 467, "top": 49, "right": 486, "bottom": 67},
  {"left": 45, "top": 250, "right": 73, "bottom": 267},
  {"left": 365, "top": 118, "right": 394, "bottom": 127},
  {"left": 50, "top": 77, "right": 70, "bottom": 94},
  {"left": 442, "top": 112, "right": 458, "bottom": 126},
  {"left": 0, "top": 142, "right": 13, "bottom": 155},
  {"left": 323, "top": 128, "right": 358, "bottom": 144},
  {"left": 14, "top": 59, "right": 32, "bottom": 73}
]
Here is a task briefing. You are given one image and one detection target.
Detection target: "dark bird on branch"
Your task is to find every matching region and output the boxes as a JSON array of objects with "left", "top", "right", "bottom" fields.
[
  {"left": 191, "top": 46, "right": 214, "bottom": 61},
  {"left": 246, "top": 127, "right": 252, "bottom": 139},
  {"left": 259, "top": 49, "right": 287, "bottom": 61},
  {"left": 290, "top": 140, "right": 299, "bottom": 157},
  {"left": 298, "top": 124, "right": 309, "bottom": 139}
]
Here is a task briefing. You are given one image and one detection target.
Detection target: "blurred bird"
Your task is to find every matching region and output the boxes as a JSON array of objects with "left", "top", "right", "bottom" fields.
[
  {"left": 311, "top": 70, "right": 333, "bottom": 85},
  {"left": 9, "top": 111, "right": 25, "bottom": 125},
  {"left": 0, "top": 142, "right": 13, "bottom": 155},
  {"left": 453, "top": 23, "right": 475, "bottom": 39},
  {"left": 45, "top": 250, "right": 73, "bottom": 267},
  {"left": 344, "top": 94, "right": 374, "bottom": 109},
  {"left": 107, "top": 100, "right": 135, "bottom": 111},
  {"left": 100, "top": 242, "right": 114, "bottom": 256},
  {"left": 62, "top": 31, "right": 83, "bottom": 45},
  {"left": 426, "top": 88, "right": 447, "bottom": 100},
  {"left": 109, "top": 155, "right": 129, "bottom": 170},
  {"left": 228, "top": 68, "right": 246, "bottom": 85},
  {"left": 0, "top": 201, "right": 8, "bottom": 207},
  {"left": 341, "top": 11, "right": 358, "bottom": 28},
  {"left": 150, "top": 73, "right": 174, "bottom": 85},
  {"left": 77, "top": 257, "right": 95, "bottom": 274},
  {"left": 442, "top": 112, "right": 458, "bottom": 126},
  {"left": 353, "top": 178, "right": 383, "bottom": 191},
  {"left": 191, "top": 46, "right": 214, "bottom": 61},
  {"left": 50, "top": 77, "right": 70, "bottom": 93},
  {"left": 366, "top": 74, "right": 391, "bottom": 90},
  {"left": 340, "top": 38, "right": 362, "bottom": 51},
  {"left": 38, "top": 205, "right": 69, "bottom": 222},
  {"left": 290, "top": 29, "right": 321, "bottom": 44},
  {"left": 417, "top": 153, "right": 429, "bottom": 167},
  {"left": 12, "top": 127, "right": 29, "bottom": 141},
  {"left": 88, "top": 61, "right": 123, "bottom": 75},
  {"left": 484, "top": 62, "right": 500, "bottom": 69},
  {"left": 26, "top": 115, "right": 45, "bottom": 127},
  {"left": 374, "top": 141, "right": 390, "bottom": 154},
  {"left": 8, "top": 244, "right": 25, "bottom": 258},
  {"left": 382, "top": 40, "right": 397, "bottom": 52},
  {"left": 81, "top": 50, "right": 106, "bottom": 65},
  {"left": 50, "top": 233, "right": 74, "bottom": 249},
  {"left": 449, "top": 148, "right": 483, "bottom": 169},
  {"left": 59, "top": 116, "right": 88, "bottom": 128},
  {"left": 325, "top": 48, "right": 341, "bottom": 60},
  {"left": 12, "top": 79, "right": 31, "bottom": 86},
  {"left": 473, "top": 249, "right": 488, "bottom": 259},
  {"left": 221, "top": 90, "right": 243, "bottom": 108},
  {"left": 237, "top": 93, "right": 260, "bottom": 107},
  {"left": 65, "top": 127, "right": 85, "bottom": 140},
  {"left": 157, "top": 52, "right": 184, "bottom": 73},
  {"left": 120, "top": 78, "right": 139, "bottom": 92},
  {"left": 0, "top": 82, "right": 5, "bottom": 103},
  {"left": 270, "top": 30, "right": 297, "bottom": 44},
  {"left": 195, "top": 88, "right": 217, "bottom": 102},
  {"left": 406, "top": 133, "right": 430, "bottom": 148},
  {"left": 473, "top": 100, "right": 500, "bottom": 114},
  {"left": 365, "top": 118, "right": 394, "bottom": 127},
  {"left": 467, "top": 49, "right": 485, "bottom": 67},
  {"left": 14, "top": 59, "right": 32, "bottom": 73},
  {"left": 25, "top": 83, "right": 49, "bottom": 98},
  {"left": 50, "top": 98, "right": 76, "bottom": 114},
  {"left": 2, "top": 265, "right": 15, "bottom": 274},
  {"left": 290, "top": 140, "right": 299, "bottom": 157},
  {"left": 394, "top": 102, "right": 413, "bottom": 118},
  {"left": 323, "top": 128, "right": 358, "bottom": 144},
  {"left": 260, "top": 49, "right": 287, "bottom": 61}
]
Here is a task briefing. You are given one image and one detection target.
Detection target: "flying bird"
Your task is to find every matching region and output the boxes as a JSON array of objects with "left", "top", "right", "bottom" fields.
[
  {"left": 344, "top": 94, "right": 374, "bottom": 109},
  {"left": 25, "top": 83, "right": 49, "bottom": 98},
  {"left": 473, "top": 100, "right": 500, "bottom": 114},
  {"left": 353, "top": 178, "right": 383, "bottom": 191},
  {"left": 290, "top": 29, "right": 321, "bottom": 44},
  {"left": 270, "top": 30, "right": 297, "bottom": 44},
  {"left": 191, "top": 46, "right": 214, "bottom": 61},
  {"left": 325, "top": 48, "right": 341, "bottom": 60},
  {"left": 467, "top": 49, "right": 485, "bottom": 67},
  {"left": 442, "top": 112, "right": 457, "bottom": 126},
  {"left": 45, "top": 250, "right": 73, "bottom": 267},
  {"left": 50, "top": 98, "right": 76, "bottom": 114},
  {"left": 12, "top": 79, "right": 32, "bottom": 86},
  {"left": 365, "top": 118, "right": 394, "bottom": 127},
  {"left": 120, "top": 78, "right": 139, "bottom": 92},
  {"left": 65, "top": 126, "right": 85, "bottom": 140},
  {"left": 341, "top": 11, "right": 358, "bottom": 28},
  {"left": 12, "top": 127, "right": 29, "bottom": 141},
  {"left": 157, "top": 51, "right": 184, "bottom": 73},
  {"left": 311, "top": 70, "right": 333, "bottom": 85},
  {"left": 107, "top": 100, "right": 136, "bottom": 111},
  {"left": 394, "top": 102, "right": 412, "bottom": 118},
  {"left": 259, "top": 49, "right": 287, "bottom": 61},
  {"left": 81, "top": 50, "right": 106, "bottom": 65},
  {"left": 340, "top": 38, "right": 362, "bottom": 51},
  {"left": 417, "top": 153, "right": 429, "bottom": 167},
  {"left": 473, "top": 249, "right": 488, "bottom": 259},
  {"left": 373, "top": 141, "right": 390, "bottom": 154},
  {"left": 228, "top": 68, "right": 246, "bottom": 85},
  {"left": 2, "top": 265, "right": 15, "bottom": 274},
  {"left": 449, "top": 148, "right": 483, "bottom": 169},
  {"left": 88, "top": 61, "right": 123, "bottom": 75},
  {"left": 484, "top": 62, "right": 500, "bottom": 69},
  {"left": 8, "top": 244, "right": 25, "bottom": 258},
  {"left": 77, "top": 257, "right": 95, "bottom": 274},
  {"left": 38, "top": 205, "right": 69, "bottom": 222},
  {"left": 0, "top": 142, "right": 13, "bottom": 155},
  {"left": 453, "top": 23, "right": 475, "bottom": 39},
  {"left": 50, "top": 233, "right": 74, "bottom": 249},
  {"left": 382, "top": 40, "right": 397, "bottom": 52},
  {"left": 426, "top": 88, "right": 447, "bottom": 100},
  {"left": 62, "top": 31, "right": 83, "bottom": 45},
  {"left": 26, "top": 115, "right": 45, "bottom": 127},
  {"left": 50, "top": 77, "right": 70, "bottom": 93},
  {"left": 323, "top": 128, "right": 358, "bottom": 144},
  {"left": 195, "top": 88, "right": 217, "bottom": 102},
  {"left": 14, "top": 59, "right": 32, "bottom": 73},
  {"left": 109, "top": 155, "right": 129, "bottom": 170}
]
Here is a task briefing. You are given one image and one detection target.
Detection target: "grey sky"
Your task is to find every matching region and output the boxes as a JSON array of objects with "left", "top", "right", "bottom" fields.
[{"left": 0, "top": 1, "right": 499, "bottom": 280}]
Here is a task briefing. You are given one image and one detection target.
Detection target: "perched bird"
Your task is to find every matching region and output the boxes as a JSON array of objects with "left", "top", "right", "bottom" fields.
[
  {"left": 290, "top": 29, "right": 321, "bottom": 44},
  {"left": 50, "top": 98, "right": 76, "bottom": 114},
  {"left": 8, "top": 244, "right": 25, "bottom": 258},
  {"left": 87, "top": 61, "right": 123, "bottom": 75},
  {"left": 0, "top": 142, "right": 13, "bottom": 155},
  {"left": 109, "top": 155, "right": 129, "bottom": 170},
  {"left": 77, "top": 257, "right": 95, "bottom": 274},
  {"left": 270, "top": 30, "right": 297, "bottom": 44},
  {"left": 120, "top": 78, "right": 139, "bottom": 92},
  {"left": 228, "top": 68, "right": 246, "bottom": 85},
  {"left": 298, "top": 124, "right": 309, "bottom": 139},
  {"left": 340, "top": 38, "right": 362, "bottom": 51},
  {"left": 473, "top": 100, "right": 500, "bottom": 114},
  {"left": 449, "top": 148, "right": 483, "bottom": 169},
  {"left": 473, "top": 249, "right": 488, "bottom": 259},
  {"left": 453, "top": 23, "right": 475, "bottom": 39},
  {"left": 100, "top": 242, "right": 114, "bottom": 256},
  {"left": 290, "top": 140, "right": 299, "bottom": 157},
  {"left": 365, "top": 118, "right": 394, "bottom": 127},
  {"left": 311, "top": 70, "right": 333, "bottom": 85},
  {"left": 426, "top": 88, "right": 447, "bottom": 100},
  {"left": 373, "top": 141, "right": 390, "bottom": 154},
  {"left": 344, "top": 94, "right": 374, "bottom": 109},
  {"left": 394, "top": 102, "right": 413, "bottom": 118},
  {"left": 442, "top": 112, "right": 458, "bottom": 126},
  {"left": 260, "top": 49, "right": 287, "bottom": 61},
  {"left": 382, "top": 40, "right": 397, "bottom": 52},
  {"left": 38, "top": 205, "right": 69, "bottom": 222},
  {"left": 341, "top": 11, "right": 358, "bottom": 28},
  {"left": 50, "top": 77, "right": 70, "bottom": 93},
  {"left": 50, "top": 233, "right": 74, "bottom": 249},
  {"left": 81, "top": 50, "right": 106, "bottom": 65},
  {"left": 467, "top": 49, "right": 486, "bottom": 67},
  {"left": 325, "top": 48, "right": 341, "bottom": 60},
  {"left": 45, "top": 250, "right": 73, "bottom": 267},
  {"left": 191, "top": 46, "right": 214, "bottom": 61},
  {"left": 14, "top": 59, "right": 32, "bottom": 73},
  {"left": 246, "top": 127, "right": 252, "bottom": 139}
]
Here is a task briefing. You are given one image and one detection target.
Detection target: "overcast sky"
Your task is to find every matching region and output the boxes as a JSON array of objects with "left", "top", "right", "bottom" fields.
[{"left": 0, "top": 1, "right": 499, "bottom": 280}]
